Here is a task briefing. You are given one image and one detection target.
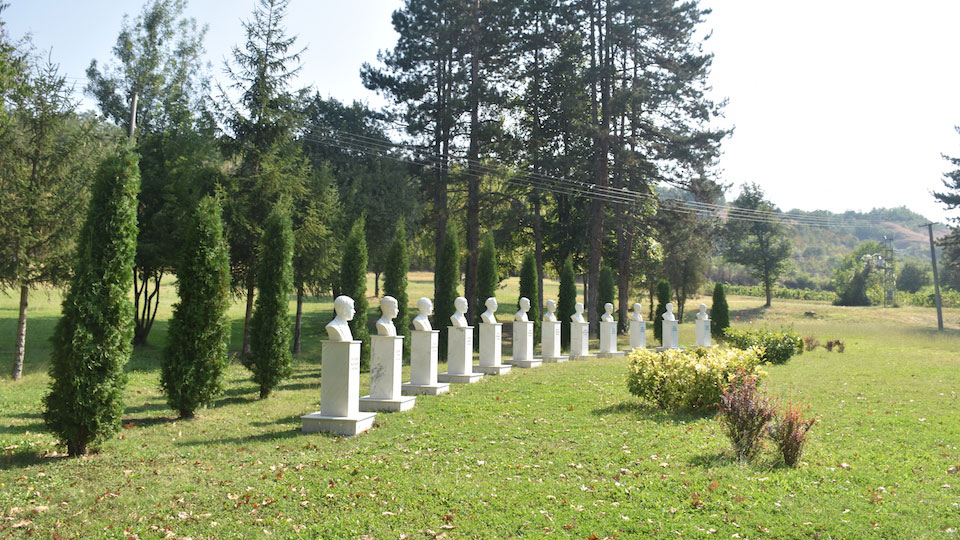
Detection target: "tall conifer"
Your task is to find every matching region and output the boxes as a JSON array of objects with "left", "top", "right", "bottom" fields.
[
  {"left": 557, "top": 256, "right": 576, "bottom": 350},
  {"left": 476, "top": 233, "right": 498, "bottom": 323},
  {"left": 653, "top": 280, "right": 672, "bottom": 344},
  {"left": 383, "top": 219, "right": 410, "bottom": 356},
  {"left": 711, "top": 283, "right": 729, "bottom": 339},
  {"left": 519, "top": 252, "right": 541, "bottom": 341},
  {"left": 341, "top": 217, "right": 370, "bottom": 367},
  {"left": 434, "top": 224, "right": 460, "bottom": 359}
]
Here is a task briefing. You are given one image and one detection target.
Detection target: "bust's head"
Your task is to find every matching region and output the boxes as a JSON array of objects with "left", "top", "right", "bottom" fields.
[
  {"left": 604, "top": 302, "right": 614, "bottom": 315},
  {"left": 574, "top": 302, "right": 584, "bottom": 314},
  {"left": 699, "top": 303, "right": 707, "bottom": 314},
  {"left": 665, "top": 302, "right": 674, "bottom": 313},
  {"left": 334, "top": 295, "right": 355, "bottom": 321},
  {"left": 454, "top": 296, "right": 468, "bottom": 314},
  {"left": 380, "top": 296, "right": 399, "bottom": 319},
  {"left": 633, "top": 302, "right": 641, "bottom": 313},
  {"left": 519, "top": 297, "right": 530, "bottom": 313},
  {"left": 485, "top": 297, "right": 498, "bottom": 312},
  {"left": 417, "top": 297, "right": 433, "bottom": 316},
  {"left": 546, "top": 299, "right": 557, "bottom": 313}
]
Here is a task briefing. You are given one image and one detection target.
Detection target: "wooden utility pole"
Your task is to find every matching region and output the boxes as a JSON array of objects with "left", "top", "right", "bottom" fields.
[{"left": 923, "top": 223, "right": 944, "bottom": 331}]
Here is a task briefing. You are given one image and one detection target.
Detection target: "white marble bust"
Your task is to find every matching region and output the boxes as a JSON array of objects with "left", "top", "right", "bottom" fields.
[
  {"left": 412, "top": 297, "right": 433, "bottom": 331},
  {"left": 663, "top": 302, "right": 676, "bottom": 321},
  {"left": 571, "top": 302, "right": 586, "bottom": 323},
  {"left": 543, "top": 299, "right": 557, "bottom": 322},
  {"left": 696, "top": 303, "right": 709, "bottom": 321},
  {"left": 481, "top": 297, "right": 498, "bottom": 324},
  {"left": 326, "top": 295, "right": 355, "bottom": 341},
  {"left": 515, "top": 297, "right": 530, "bottom": 322},
  {"left": 376, "top": 296, "right": 399, "bottom": 336},
  {"left": 450, "top": 296, "right": 469, "bottom": 327},
  {"left": 630, "top": 302, "right": 643, "bottom": 322},
  {"left": 601, "top": 302, "right": 614, "bottom": 322}
]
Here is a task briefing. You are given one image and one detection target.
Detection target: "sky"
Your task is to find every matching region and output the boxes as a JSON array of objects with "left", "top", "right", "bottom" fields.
[{"left": 5, "top": 0, "right": 960, "bottom": 223}]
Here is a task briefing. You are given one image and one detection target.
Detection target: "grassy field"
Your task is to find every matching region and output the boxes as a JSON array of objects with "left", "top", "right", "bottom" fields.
[{"left": 1, "top": 275, "right": 960, "bottom": 539}]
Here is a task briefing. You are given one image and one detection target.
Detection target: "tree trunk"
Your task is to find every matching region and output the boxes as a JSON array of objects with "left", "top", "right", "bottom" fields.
[
  {"left": 241, "top": 275, "right": 255, "bottom": 355},
  {"left": 533, "top": 194, "right": 544, "bottom": 315},
  {"left": 617, "top": 221, "right": 632, "bottom": 335},
  {"left": 293, "top": 284, "right": 304, "bottom": 354},
  {"left": 11, "top": 284, "right": 27, "bottom": 381},
  {"left": 374, "top": 271, "right": 381, "bottom": 298},
  {"left": 464, "top": 0, "right": 481, "bottom": 324},
  {"left": 765, "top": 279, "right": 772, "bottom": 307}
]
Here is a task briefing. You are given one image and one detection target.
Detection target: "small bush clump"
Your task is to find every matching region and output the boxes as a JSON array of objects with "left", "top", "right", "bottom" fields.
[
  {"left": 627, "top": 347, "right": 765, "bottom": 412},
  {"left": 825, "top": 339, "right": 845, "bottom": 353},
  {"left": 803, "top": 336, "right": 819, "bottom": 351},
  {"left": 768, "top": 401, "right": 817, "bottom": 467},
  {"left": 718, "top": 370, "right": 777, "bottom": 463},
  {"left": 724, "top": 327, "right": 803, "bottom": 364}
]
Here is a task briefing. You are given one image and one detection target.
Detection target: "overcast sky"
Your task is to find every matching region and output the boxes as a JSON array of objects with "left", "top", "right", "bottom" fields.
[{"left": 5, "top": 0, "right": 959, "bottom": 223}]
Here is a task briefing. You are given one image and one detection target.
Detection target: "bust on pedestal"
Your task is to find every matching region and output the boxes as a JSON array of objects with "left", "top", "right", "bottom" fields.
[
  {"left": 438, "top": 297, "right": 483, "bottom": 384},
  {"left": 403, "top": 297, "right": 450, "bottom": 395},
  {"left": 569, "top": 302, "right": 595, "bottom": 359},
  {"left": 360, "top": 296, "right": 416, "bottom": 412},
  {"left": 656, "top": 302, "right": 681, "bottom": 351},
  {"left": 694, "top": 303, "right": 712, "bottom": 348},
  {"left": 302, "top": 295, "right": 377, "bottom": 436},
  {"left": 598, "top": 302, "right": 624, "bottom": 357},
  {"left": 629, "top": 302, "right": 647, "bottom": 350},
  {"left": 541, "top": 299, "right": 568, "bottom": 363},
  {"left": 509, "top": 297, "right": 540, "bottom": 368},
  {"left": 476, "top": 297, "right": 511, "bottom": 375}
]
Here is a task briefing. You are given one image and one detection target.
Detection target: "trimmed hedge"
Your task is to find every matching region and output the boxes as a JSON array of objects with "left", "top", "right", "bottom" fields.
[{"left": 723, "top": 327, "right": 803, "bottom": 365}]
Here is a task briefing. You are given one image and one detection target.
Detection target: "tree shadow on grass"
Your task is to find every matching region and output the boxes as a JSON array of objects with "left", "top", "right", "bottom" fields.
[
  {"left": 124, "top": 401, "right": 171, "bottom": 416},
  {"left": 0, "top": 420, "right": 46, "bottom": 435},
  {"left": 176, "top": 425, "right": 302, "bottom": 447},
  {"left": 0, "top": 449, "right": 70, "bottom": 471},
  {"left": 729, "top": 305, "right": 769, "bottom": 323},
  {"left": 592, "top": 401, "right": 709, "bottom": 424}
]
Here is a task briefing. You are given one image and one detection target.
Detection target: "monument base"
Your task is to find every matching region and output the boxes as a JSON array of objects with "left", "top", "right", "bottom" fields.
[
  {"left": 541, "top": 355, "right": 569, "bottom": 363},
  {"left": 571, "top": 353, "right": 596, "bottom": 360},
  {"left": 474, "top": 364, "right": 512, "bottom": 375},
  {"left": 401, "top": 382, "right": 450, "bottom": 396},
  {"left": 597, "top": 351, "right": 625, "bottom": 358},
  {"left": 301, "top": 411, "right": 377, "bottom": 437},
  {"left": 506, "top": 358, "right": 542, "bottom": 368},
  {"left": 359, "top": 394, "right": 417, "bottom": 412},
  {"left": 437, "top": 372, "right": 484, "bottom": 384},
  {"left": 655, "top": 346, "right": 685, "bottom": 352}
]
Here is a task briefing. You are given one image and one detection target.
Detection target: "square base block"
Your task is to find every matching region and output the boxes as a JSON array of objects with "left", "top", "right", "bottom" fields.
[
  {"left": 597, "top": 351, "right": 626, "bottom": 358},
  {"left": 301, "top": 411, "right": 376, "bottom": 437},
  {"left": 541, "top": 355, "right": 569, "bottom": 363},
  {"left": 695, "top": 320, "right": 712, "bottom": 347},
  {"left": 512, "top": 321, "right": 534, "bottom": 362},
  {"left": 629, "top": 320, "right": 647, "bottom": 350},
  {"left": 359, "top": 394, "right": 417, "bottom": 412},
  {"left": 660, "top": 320, "right": 679, "bottom": 350},
  {"left": 475, "top": 364, "right": 512, "bottom": 375},
  {"left": 541, "top": 320, "right": 563, "bottom": 359},
  {"left": 409, "top": 330, "right": 440, "bottom": 386},
  {"left": 507, "top": 358, "right": 542, "bottom": 368},
  {"left": 478, "top": 323, "right": 503, "bottom": 369},
  {"left": 446, "top": 326, "right": 475, "bottom": 376},
  {"left": 599, "top": 320, "right": 620, "bottom": 355},
  {"left": 401, "top": 382, "right": 450, "bottom": 396},
  {"left": 570, "top": 321, "right": 591, "bottom": 359},
  {"left": 437, "top": 372, "right": 484, "bottom": 384}
]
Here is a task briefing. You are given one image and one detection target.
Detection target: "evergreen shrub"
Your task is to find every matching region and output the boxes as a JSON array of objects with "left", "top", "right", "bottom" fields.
[
  {"left": 598, "top": 266, "right": 615, "bottom": 321},
  {"left": 723, "top": 327, "right": 803, "bottom": 364},
  {"left": 477, "top": 233, "right": 497, "bottom": 323},
  {"left": 434, "top": 224, "right": 460, "bottom": 359},
  {"left": 340, "top": 217, "right": 370, "bottom": 367},
  {"left": 519, "top": 251, "right": 541, "bottom": 341},
  {"left": 557, "top": 256, "right": 576, "bottom": 349},
  {"left": 653, "top": 279, "right": 671, "bottom": 343},
  {"left": 383, "top": 219, "right": 410, "bottom": 356},
  {"left": 711, "top": 283, "right": 730, "bottom": 339}
]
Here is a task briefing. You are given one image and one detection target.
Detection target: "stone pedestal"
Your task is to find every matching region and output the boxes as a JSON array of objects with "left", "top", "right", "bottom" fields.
[
  {"left": 360, "top": 336, "right": 416, "bottom": 412},
  {"left": 476, "top": 323, "right": 511, "bottom": 375},
  {"left": 302, "top": 340, "right": 376, "bottom": 437},
  {"left": 656, "top": 320, "right": 680, "bottom": 351},
  {"left": 629, "top": 320, "right": 647, "bottom": 350},
  {"left": 438, "top": 326, "right": 483, "bottom": 384},
  {"left": 402, "top": 330, "right": 450, "bottom": 396},
  {"left": 570, "top": 321, "right": 595, "bottom": 359},
  {"left": 508, "top": 320, "right": 540, "bottom": 368},
  {"left": 695, "top": 320, "right": 712, "bottom": 348},
  {"left": 598, "top": 320, "right": 623, "bottom": 357},
  {"left": 540, "top": 320, "right": 567, "bottom": 363}
]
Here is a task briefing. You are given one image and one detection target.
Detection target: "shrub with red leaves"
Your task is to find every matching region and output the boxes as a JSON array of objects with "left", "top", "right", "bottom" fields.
[
  {"left": 768, "top": 402, "right": 817, "bottom": 467},
  {"left": 718, "top": 369, "right": 777, "bottom": 463}
]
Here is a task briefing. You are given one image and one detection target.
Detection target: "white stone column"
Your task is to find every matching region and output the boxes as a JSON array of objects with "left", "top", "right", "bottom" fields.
[
  {"left": 657, "top": 320, "right": 680, "bottom": 351},
  {"left": 695, "top": 320, "right": 712, "bottom": 347},
  {"left": 629, "top": 320, "right": 647, "bottom": 350},
  {"left": 302, "top": 340, "right": 376, "bottom": 436},
  {"left": 438, "top": 326, "right": 483, "bottom": 384},
  {"left": 476, "top": 323, "right": 511, "bottom": 375},
  {"left": 403, "top": 330, "right": 450, "bottom": 396},
  {"left": 509, "top": 320, "right": 540, "bottom": 368},
  {"left": 570, "top": 321, "right": 595, "bottom": 359},
  {"left": 598, "top": 321, "right": 623, "bottom": 357},
  {"left": 360, "top": 335, "right": 416, "bottom": 412},
  {"left": 541, "top": 320, "right": 567, "bottom": 363}
]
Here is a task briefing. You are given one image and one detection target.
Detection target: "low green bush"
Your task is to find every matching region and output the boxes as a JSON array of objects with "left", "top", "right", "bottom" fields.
[
  {"left": 626, "top": 347, "right": 765, "bottom": 412},
  {"left": 724, "top": 327, "right": 803, "bottom": 365}
]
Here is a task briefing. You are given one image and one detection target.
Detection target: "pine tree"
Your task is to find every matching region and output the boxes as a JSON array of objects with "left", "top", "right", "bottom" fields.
[
  {"left": 42, "top": 144, "right": 140, "bottom": 457},
  {"left": 161, "top": 196, "right": 231, "bottom": 418},
  {"left": 434, "top": 224, "right": 460, "bottom": 360},
  {"left": 383, "top": 219, "right": 410, "bottom": 356},
  {"left": 341, "top": 217, "right": 370, "bottom": 367},
  {"left": 245, "top": 207, "right": 294, "bottom": 398},
  {"left": 519, "top": 251, "right": 541, "bottom": 341},
  {"left": 711, "top": 283, "right": 729, "bottom": 339},
  {"left": 598, "top": 266, "right": 615, "bottom": 324},
  {"left": 557, "top": 256, "right": 577, "bottom": 349},
  {"left": 653, "top": 279, "right": 671, "bottom": 344},
  {"left": 476, "top": 233, "right": 498, "bottom": 323}
]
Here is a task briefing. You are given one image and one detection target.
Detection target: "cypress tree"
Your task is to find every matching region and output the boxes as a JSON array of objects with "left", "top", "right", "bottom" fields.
[
  {"left": 340, "top": 217, "right": 371, "bottom": 367},
  {"left": 519, "top": 252, "right": 541, "bottom": 341},
  {"left": 598, "top": 266, "right": 615, "bottom": 323},
  {"left": 161, "top": 196, "right": 231, "bottom": 418},
  {"left": 434, "top": 224, "right": 460, "bottom": 360},
  {"left": 383, "top": 219, "right": 410, "bottom": 356},
  {"left": 711, "top": 283, "right": 730, "bottom": 339},
  {"left": 476, "top": 233, "right": 498, "bottom": 323},
  {"left": 557, "top": 256, "right": 577, "bottom": 350},
  {"left": 42, "top": 145, "right": 140, "bottom": 457},
  {"left": 245, "top": 207, "right": 294, "bottom": 398},
  {"left": 653, "top": 279, "right": 672, "bottom": 343}
]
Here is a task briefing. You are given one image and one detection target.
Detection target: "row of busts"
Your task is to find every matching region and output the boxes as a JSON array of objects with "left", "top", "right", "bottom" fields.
[{"left": 325, "top": 295, "right": 691, "bottom": 342}]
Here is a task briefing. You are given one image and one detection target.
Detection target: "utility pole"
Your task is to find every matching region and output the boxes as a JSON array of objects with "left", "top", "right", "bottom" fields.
[
  {"left": 128, "top": 91, "right": 138, "bottom": 139},
  {"left": 923, "top": 223, "right": 944, "bottom": 331}
]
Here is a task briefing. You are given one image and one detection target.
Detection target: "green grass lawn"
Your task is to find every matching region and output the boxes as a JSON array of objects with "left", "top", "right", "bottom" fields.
[{"left": 1, "top": 277, "right": 960, "bottom": 538}]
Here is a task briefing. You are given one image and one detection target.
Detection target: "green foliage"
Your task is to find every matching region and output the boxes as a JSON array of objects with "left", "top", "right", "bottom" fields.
[
  {"left": 597, "top": 266, "right": 615, "bottom": 321},
  {"left": 711, "top": 283, "right": 729, "bottom": 339},
  {"left": 721, "top": 284, "right": 837, "bottom": 303},
  {"left": 340, "top": 217, "right": 370, "bottom": 367},
  {"left": 519, "top": 251, "right": 541, "bottom": 341},
  {"left": 383, "top": 219, "right": 410, "bottom": 355},
  {"left": 245, "top": 207, "right": 294, "bottom": 398},
  {"left": 42, "top": 145, "right": 140, "bottom": 456},
  {"left": 653, "top": 280, "right": 671, "bottom": 343},
  {"left": 476, "top": 233, "right": 498, "bottom": 323},
  {"left": 434, "top": 224, "right": 460, "bottom": 360},
  {"left": 769, "top": 402, "right": 817, "bottom": 467},
  {"left": 723, "top": 327, "right": 803, "bottom": 365},
  {"left": 557, "top": 256, "right": 576, "bottom": 349},
  {"left": 896, "top": 261, "right": 929, "bottom": 293},
  {"left": 832, "top": 241, "right": 884, "bottom": 306},
  {"left": 626, "top": 347, "right": 766, "bottom": 412},
  {"left": 161, "top": 196, "right": 231, "bottom": 418}
]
